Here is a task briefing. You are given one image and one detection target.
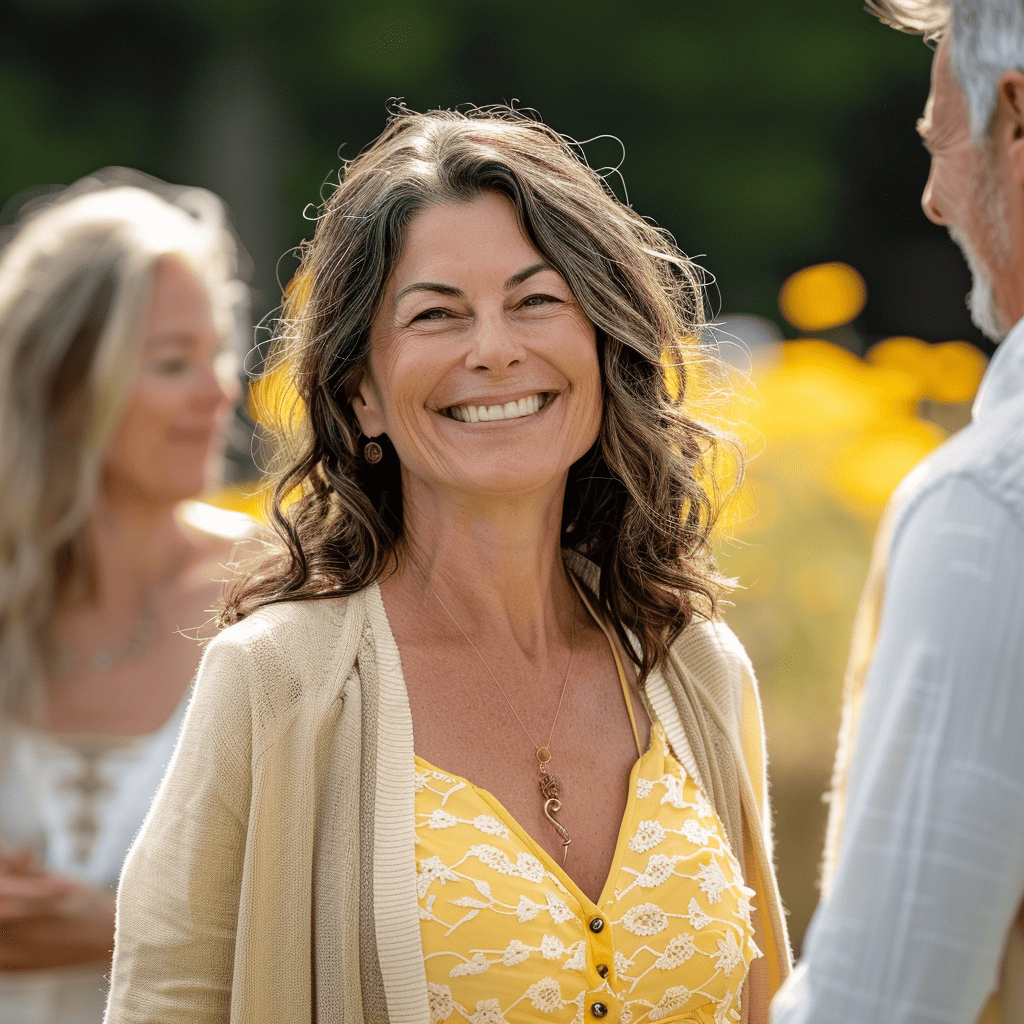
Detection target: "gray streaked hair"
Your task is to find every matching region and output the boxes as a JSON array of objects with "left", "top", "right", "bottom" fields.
[
  {"left": 868, "top": 0, "right": 1024, "bottom": 144},
  {"left": 0, "top": 176, "right": 247, "bottom": 720}
]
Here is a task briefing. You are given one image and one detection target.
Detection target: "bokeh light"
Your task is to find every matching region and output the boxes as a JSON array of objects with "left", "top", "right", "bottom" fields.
[
  {"left": 866, "top": 336, "right": 988, "bottom": 405},
  {"left": 246, "top": 359, "right": 305, "bottom": 435},
  {"left": 779, "top": 262, "right": 868, "bottom": 332}
]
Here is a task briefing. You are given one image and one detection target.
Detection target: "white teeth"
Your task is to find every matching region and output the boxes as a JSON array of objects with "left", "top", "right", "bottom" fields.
[{"left": 447, "top": 393, "right": 548, "bottom": 422}]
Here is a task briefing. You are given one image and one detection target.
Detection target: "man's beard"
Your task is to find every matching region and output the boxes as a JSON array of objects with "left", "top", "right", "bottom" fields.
[
  {"left": 947, "top": 160, "right": 1011, "bottom": 343},
  {"left": 948, "top": 222, "right": 1009, "bottom": 342}
]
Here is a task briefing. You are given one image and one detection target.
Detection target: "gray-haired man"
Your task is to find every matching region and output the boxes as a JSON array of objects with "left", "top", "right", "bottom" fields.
[{"left": 772, "top": 2, "right": 1024, "bottom": 1022}]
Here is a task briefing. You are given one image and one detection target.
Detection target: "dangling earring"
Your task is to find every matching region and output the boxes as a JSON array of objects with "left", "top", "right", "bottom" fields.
[{"left": 364, "top": 440, "right": 383, "bottom": 464}]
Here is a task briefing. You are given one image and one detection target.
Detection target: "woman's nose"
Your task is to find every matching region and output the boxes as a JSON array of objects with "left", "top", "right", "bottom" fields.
[
  {"left": 465, "top": 315, "right": 527, "bottom": 371},
  {"left": 197, "top": 354, "right": 238, "bottom": 410}
]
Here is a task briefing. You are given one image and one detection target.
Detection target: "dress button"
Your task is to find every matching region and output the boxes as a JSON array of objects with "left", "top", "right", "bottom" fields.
[
  {"left": 591, "top": 1002, "right": 609, "bottom": 1018},
  {"left": 588, "top": 916, "right": 605, "bottom": 933},
  {"left": 596, "top": 963, "right": 609, "bottom": 978}
]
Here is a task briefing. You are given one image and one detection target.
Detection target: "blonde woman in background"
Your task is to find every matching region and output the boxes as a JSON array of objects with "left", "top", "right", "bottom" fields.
[{"left": 0, "top": 171, "right": 254, "bottom": 1024}]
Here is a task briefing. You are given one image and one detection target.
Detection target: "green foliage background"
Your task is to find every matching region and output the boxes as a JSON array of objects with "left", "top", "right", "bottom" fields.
[{"left": 2, "top": 0, "right": 975, "bottom": 343}]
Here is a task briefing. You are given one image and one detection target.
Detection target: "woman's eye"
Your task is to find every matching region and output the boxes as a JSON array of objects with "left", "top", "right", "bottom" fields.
[
  {"left": 521, "top": 294, "right": 561, "bottom": 308},
  {"left": 154, "top": 357, "right": 189, "bottom": 374},
  {"left": 411, "top": 307, "right": 454, "bottom": 323}
]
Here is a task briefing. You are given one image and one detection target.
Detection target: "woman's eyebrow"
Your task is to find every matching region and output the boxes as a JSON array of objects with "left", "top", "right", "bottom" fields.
[
  {"left": 393, "top": 262, "right": 555, "bottom": 305},
  {"left": 394, "top": 281, "right": 464, "bottom": 303},
  {"left": 504, "top": 261, "right": 553, "bottom": 290}
]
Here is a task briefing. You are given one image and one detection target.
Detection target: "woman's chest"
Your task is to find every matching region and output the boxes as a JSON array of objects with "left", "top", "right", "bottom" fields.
[
  {"left": 413, "top": 728, "right": 760, "bottom": 1023},
  {"left": 0, "top": 713, "right": 185, "bottom": 883},
  {"left": 403, "top": 643, "right": 646, "bottom": 901},
  {"left": 45, "top": 582, "right": 217, "bottom": 734}
]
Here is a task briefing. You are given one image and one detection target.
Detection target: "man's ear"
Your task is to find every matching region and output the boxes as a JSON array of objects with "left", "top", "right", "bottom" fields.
[
  {"left": 998, "top": 70, "right": 1024, "bottom": 182},
  {"left": 350, "top": 368, "right": 386, "bottom": 439}
]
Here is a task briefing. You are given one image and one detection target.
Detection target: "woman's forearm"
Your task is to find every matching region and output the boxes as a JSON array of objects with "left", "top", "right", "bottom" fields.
[{"left": 0, "top": 884, "right": 116, "bottom": 971}]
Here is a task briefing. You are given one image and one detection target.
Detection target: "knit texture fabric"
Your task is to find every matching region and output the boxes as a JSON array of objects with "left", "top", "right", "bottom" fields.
[{"left": 104, "top": 562, "right": 790, "bottom": 1023}]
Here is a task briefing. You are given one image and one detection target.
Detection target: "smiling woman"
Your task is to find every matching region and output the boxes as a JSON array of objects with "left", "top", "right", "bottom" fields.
[
  {"left": 104, "top": 107, "right": 791, "bottom": 1024},
  {"left": 0, "top": 171, "right": 253, "bottom": 1024}
]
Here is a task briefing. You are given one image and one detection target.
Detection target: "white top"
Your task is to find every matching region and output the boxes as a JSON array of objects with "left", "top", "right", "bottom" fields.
[
  {"left": 0, "top": 690, "right": 190, "bottom": 1024},
  {"left": 772, "top": 318, "right": 1024, "bottom": 1023}
]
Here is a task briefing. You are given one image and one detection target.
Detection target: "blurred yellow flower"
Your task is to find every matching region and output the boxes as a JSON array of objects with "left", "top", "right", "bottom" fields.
[
  {"left": 716, "top": 336, "right": 983, "bottom": 533},
  {"left": 247, "top": 359, "right": 305, "bottom": 436},
  {"left": 779, "top": 262, "right": 867, "bottom": 332},
  {"left": 866, "top": 336, "right": 987, "bottom": 405},
  {"left": 831, "top": 417, "right": 946, "bottom": 513}
]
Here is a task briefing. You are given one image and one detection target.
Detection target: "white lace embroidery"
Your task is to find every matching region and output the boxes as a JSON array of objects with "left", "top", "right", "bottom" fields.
[
  {"left": 654, "top": 932, "right": 696, "bottom": 969},
  {"left": 618, "top": 902, "right": 669, "bottom": 936},
  {"left": 687, "top": 896, "right": 712, "bottom": 930},
  {"left": 469, "top": 998, "right": 507, "bottom": 1023},
  {"left": 415, "top": 731, "right": 759, "bottom": 1022},
  {"left": 697, "top": 859, "right": 730, "bottom": 904},
  {"left": 525, "top": 977, "right": 563, "bottom": 1011},
  {"left": 628, "top": 819, "right": 666, "bottom": 853},
  {"left": 427, "top": 982, "right": 454, "bottom": 1023}
]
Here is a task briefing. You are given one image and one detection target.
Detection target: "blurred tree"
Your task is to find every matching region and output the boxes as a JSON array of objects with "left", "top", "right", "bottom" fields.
[{"left": 2, "top": 0, "right": 972, "bottom": 346}]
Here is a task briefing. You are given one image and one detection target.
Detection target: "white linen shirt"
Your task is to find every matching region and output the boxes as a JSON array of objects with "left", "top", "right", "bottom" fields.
[{"left": 772, "top": 318, "right": 1024, "bottom": 1024}]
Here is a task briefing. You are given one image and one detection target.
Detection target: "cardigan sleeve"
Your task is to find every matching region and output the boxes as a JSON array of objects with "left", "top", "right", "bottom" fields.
[
  {"left": 103, "top": 628, "right": 257, "bottom": 1024},
  {"left": 728, "top": 625, "right": 773, "bottom": 861}
]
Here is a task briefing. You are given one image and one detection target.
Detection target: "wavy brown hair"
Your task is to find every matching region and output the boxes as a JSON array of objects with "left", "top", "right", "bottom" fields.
[{"left": 226, "top": 105, "right": 739, "bottom": 685}]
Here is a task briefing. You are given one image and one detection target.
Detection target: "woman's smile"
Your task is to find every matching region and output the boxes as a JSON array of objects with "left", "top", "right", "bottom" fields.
[{"left": 441, "top": 390, "right": 555, "bottom": 423}]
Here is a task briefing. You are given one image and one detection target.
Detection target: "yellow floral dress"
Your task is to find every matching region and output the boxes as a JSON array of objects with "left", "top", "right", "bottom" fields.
[{"left": 415, "top": 719, "right": 761, "bottom": 1023}]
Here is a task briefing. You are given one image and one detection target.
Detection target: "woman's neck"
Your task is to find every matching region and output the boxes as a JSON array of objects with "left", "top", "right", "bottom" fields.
[
  {"left": 393, "top": 483, "right": 577, "bottom": 657},
  {"left": 72, "top": 493, "right": 192, "bottom": 611}
]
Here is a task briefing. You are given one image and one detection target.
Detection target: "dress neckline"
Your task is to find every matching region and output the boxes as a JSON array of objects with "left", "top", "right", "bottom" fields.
[{"left": 414, "top": 721, "right": 672, "bottom": 913}]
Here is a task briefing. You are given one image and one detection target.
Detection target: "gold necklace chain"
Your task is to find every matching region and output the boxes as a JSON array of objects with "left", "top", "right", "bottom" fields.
[
  {"left": 48, "top": 598, "right": 158, "bottom": 676},
  {"left": 428, "top": 580, "right": 576, "bottom": 863}
]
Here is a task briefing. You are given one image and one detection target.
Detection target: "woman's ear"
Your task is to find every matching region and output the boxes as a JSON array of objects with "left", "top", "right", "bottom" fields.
[{"left": 351, "top": 367, "right": 386, "bottom": 439}]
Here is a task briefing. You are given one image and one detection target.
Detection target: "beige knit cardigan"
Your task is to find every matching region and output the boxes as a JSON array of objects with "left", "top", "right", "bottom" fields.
[{"left": 104, "top": 560, "right": 790, "bottom": 1023}]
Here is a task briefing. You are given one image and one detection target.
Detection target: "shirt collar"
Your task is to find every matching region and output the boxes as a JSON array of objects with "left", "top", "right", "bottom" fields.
[{"left": 972, "top": 315, "right": 1024, "bottom": 422}]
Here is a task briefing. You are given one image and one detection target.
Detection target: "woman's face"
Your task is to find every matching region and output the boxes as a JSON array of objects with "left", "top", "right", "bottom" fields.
[
  {"left": 353, "top": 191, "right": 602, "bottom": 508},
  {"left": 103, "top": 256, "right": 237, "bottom": 506}
]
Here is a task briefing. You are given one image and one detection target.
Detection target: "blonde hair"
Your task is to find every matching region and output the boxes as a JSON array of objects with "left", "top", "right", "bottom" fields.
[{"left": 0, "top": 176, "right": 247, "bottom": 718}]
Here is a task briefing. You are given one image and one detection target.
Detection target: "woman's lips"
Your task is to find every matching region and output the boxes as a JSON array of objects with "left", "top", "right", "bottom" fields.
[
  {"left": 443, "top": 391, "right": 553, "bottom": 423},
  {"left": 168, "top": 426, "right": 216, "bottom": 444}
]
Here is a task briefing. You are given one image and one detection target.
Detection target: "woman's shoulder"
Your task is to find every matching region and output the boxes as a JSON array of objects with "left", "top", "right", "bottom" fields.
[
  {"left": 194, "top": 592, "right": 370, "bottom": 746},
  {"left": 208, "top": 590, "right": 365, "bottom": 664},
  {"left": 565, "top": 549, "right": 756, "bottom": 702},
  {"left": 671, "top": 615, "right": 754, "bottom": 678},
  {"left": 175, "top": 499, "right": 266, "bottom": 574}
]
